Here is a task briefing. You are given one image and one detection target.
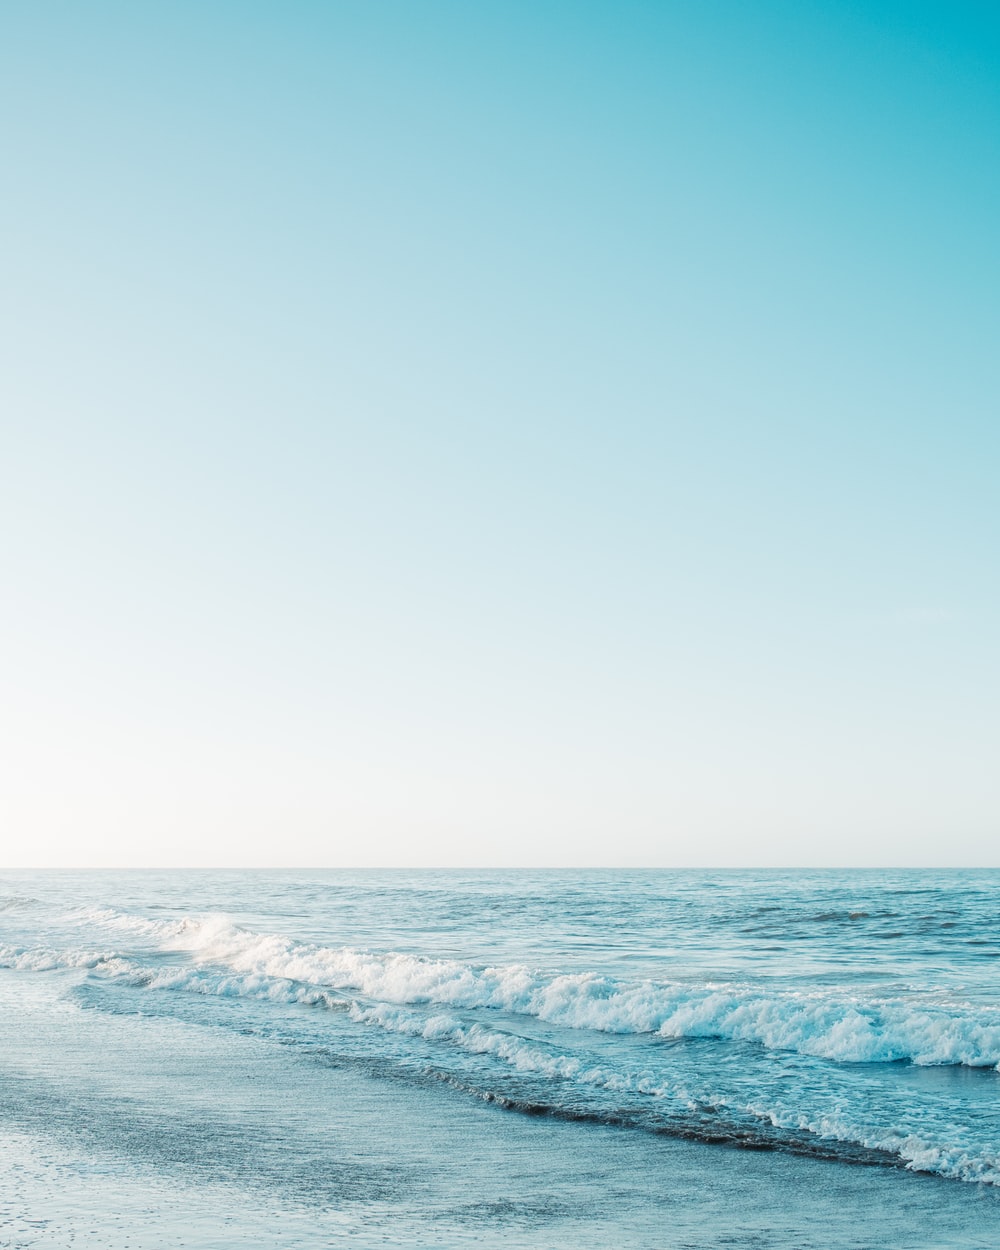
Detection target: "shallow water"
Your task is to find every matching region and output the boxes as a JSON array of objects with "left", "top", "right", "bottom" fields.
[{"left": 1, "top": 868, "right": 998, "bottom": 1247}]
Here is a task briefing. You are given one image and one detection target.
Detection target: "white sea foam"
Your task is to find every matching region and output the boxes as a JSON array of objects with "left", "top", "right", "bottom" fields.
[
  {"left": 747, "top": 1098, "right": 1000, "bottom": 1185},
  {"left": 350, "top": 999, "right": 1000, "bottom": 1186},
  {"left": 69, "top": 907, "right": 1000, "bottom": 1071},
  {"left": 348, "top": 999, "right": 694, "bottom": 1101},
  {"left": 0, "top": 943, "right": 128, "bottom": 974},
  {"left": 67, "top": 906, "right": 203, "bottom": 941},
  {"left": 17, "top": 902, "right": 1000, "bottom": 1188}
]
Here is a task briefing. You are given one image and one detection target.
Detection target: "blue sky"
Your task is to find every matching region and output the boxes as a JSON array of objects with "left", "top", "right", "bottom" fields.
[{"left": 2, "top": 1, "right": 997, "bottom": 866}]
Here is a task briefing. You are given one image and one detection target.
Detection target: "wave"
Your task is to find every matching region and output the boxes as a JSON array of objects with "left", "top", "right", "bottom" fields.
[
  {"left": 748, "top": 1097, "right": 1000, "bottom": 1185},
  {"left": 66, "top": 906, "right": 195, "bottom": 939},
  {"left": 0, "top": 895, "right": 41, "bottom": 912},
  {"left": 0, "top": 943, "right": 132, "bottom": 975},
  {"left": 72, "top": 907, "right": 1000, "bottom": 1070},
  {"left": 62, "top": 947, "right": 1000, "bottom": 1186},
  {"left": 347, "top": 1000, "right": 1000, "bottom": 1184},
  {"left": 11, "top": 919, "right": 1000, "bottom": 1186},
  {"left": 0, "top": 941, "right": 348, "bottom": 1010}
]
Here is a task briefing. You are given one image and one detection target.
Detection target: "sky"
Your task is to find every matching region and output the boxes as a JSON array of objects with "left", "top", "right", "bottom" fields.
[{"left": 1, "top": 1, "right": 998, "bottom": 868}]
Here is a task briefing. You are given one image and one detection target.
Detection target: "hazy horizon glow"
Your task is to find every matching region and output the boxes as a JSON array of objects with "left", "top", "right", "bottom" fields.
[{"left": 2, "top": 2, "right": 998, "bottom": 868}]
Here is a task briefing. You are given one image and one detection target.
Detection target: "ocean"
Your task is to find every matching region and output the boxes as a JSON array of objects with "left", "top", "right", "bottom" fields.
[{"left": 0, "top": 868, "right": 997, "bottom": 1248}]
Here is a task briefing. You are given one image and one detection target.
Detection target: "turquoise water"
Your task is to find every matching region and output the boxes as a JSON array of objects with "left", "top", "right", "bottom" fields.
[{"left": 1, "top": 869, "right": 998, "bottom": 1247}]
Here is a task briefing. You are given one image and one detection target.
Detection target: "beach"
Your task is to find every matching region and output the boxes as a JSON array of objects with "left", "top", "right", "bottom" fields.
[{"left": 1, "top": 869, "right": 998, "bottom": 1248}]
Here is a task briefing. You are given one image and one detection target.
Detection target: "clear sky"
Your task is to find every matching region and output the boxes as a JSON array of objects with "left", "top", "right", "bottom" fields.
[{"left": 2, "top": 1, "right": 997, "bottom": 868}]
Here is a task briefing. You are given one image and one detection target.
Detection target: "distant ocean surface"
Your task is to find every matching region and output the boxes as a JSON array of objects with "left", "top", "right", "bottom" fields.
[{"left": 1, "top": 868, "right": 998, "bottom": 1248}]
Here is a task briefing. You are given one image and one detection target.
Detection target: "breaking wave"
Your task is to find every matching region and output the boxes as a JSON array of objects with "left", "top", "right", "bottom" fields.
[
  {"left": 74, "top": 908, "right": 1000, "bottom": 1070},
  {"left": 7, "top": 898, "right": 1000, "bottom": 1188}
]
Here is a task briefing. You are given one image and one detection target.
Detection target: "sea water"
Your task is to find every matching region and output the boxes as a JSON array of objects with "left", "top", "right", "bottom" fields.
[{"left": 0, "top": 868, "right": 998, "bottom": 1248}]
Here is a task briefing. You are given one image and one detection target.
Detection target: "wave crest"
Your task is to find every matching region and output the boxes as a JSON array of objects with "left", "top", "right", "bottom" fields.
[{"left": 75, "top": 908, "right": 1000, "bottom": 1070}]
